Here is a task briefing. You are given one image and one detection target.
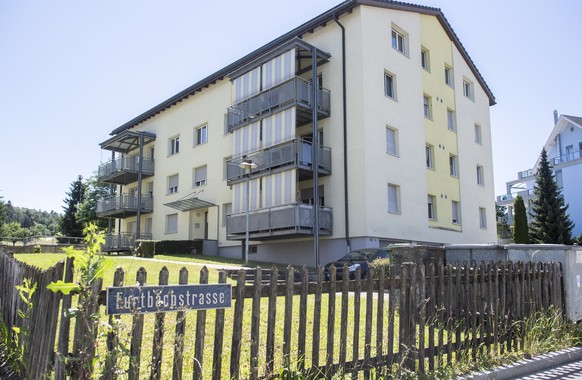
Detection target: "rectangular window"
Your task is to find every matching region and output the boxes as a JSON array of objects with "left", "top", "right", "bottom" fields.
[
  {"left": 165, "top": 213, "right": 178, "bottom": 234},
  {"left": 449, "top": 154, "right": 458, "bottom": 176},
  {"left": 423, "top": 94, "right": 432, "bottom": 119},
  {"left": 391, "top": 29, "right": 405, "bottom": 54},
  {"left": 194, "top": 165, "right": 207, "bottom": 187},
  {"left": 463, "top": 79, "right": 474, "bottom": 100},
  {"left": 169, "top": 136, "right": 180, "bottom": 156},
  {"left": 444, "top": 65, "right": 453, "bottom": 86},
  {"left": 447, "top": 109, "right": 456, "bottom": 131},
  {"left": 194, "top": 125, "right": 208, "bottom": 146},
  {"left": 556, "top": 170, "right": 563, "bottom": 188},
  {"left": 452, "top": 201, "right": 461, "bottom": 224},
  {"left": 426, "top": 144, "right": 434, "bottom": 169},
  {"left": 384, "top": 72, "right": 396, "bottom": 99},
  {"left": 477, "top": 165, "right": 484, "bottom": 186},
  {"left": 427, "top": 194, "right": 436, "bottom": 220},
  {"left": 386, "top": 127, "right": 398, "bottom": 156},
  {"left": 421, "top": 48, "right": 430, "bottom": 71},
  {"left": 168, "top": 174, "right": 179, "bottom": 194},
  {"left": 479, "top": 207, "right": 487, "bottom": 229},
  {"left": 474, "top": 123, "right": 482, "bottom": 144},
  {"left": 387, "top": 183, "right": 400, "bottom": 213}
]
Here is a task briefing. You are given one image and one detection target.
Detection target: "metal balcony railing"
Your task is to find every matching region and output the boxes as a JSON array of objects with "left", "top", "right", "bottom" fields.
[
  {"left": 96, "top": 194, "right": 153, "bottom": 217},
  {"left": 226, "top": 139, "right": 331, "bottom": 183},
  {"left": 226, "top": 76, "right": 330, "bottom": 132},
  {"left": 553, "top": 149, "right": 582, "bottom": 165},
  {"left": 98, "top": 156, "right": 154, "bottom": 184},
  {"left": 496, "top": 189, "right": 535, "bottom": 203},
  {"left": 226, "top": 203, "right": 332, "bottom": 240},
  {"left": 102, "top": 232, "right": 152, "bottom": 250}
]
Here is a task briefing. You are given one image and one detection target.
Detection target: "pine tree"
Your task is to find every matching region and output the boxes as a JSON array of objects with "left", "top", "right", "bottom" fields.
[
  {"left": 76, "top": 175, "right": 110, "bottom": 230},
  {"left": 512, "top": 195, "right": 529, "bottom": 243},
  {"left": 529, "top": 149, "right": 574, "bottom": 244},
  {"left": 60, "top": 175, "right": 86, "bottom": 237}
]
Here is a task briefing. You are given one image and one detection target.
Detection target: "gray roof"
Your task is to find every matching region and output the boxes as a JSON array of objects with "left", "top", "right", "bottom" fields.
[
  {"left": 110, "top": 0, "right": 495, "bottom": 136},
  {"left": 563, "top": 115, "right": 582, "bottom": 127}
]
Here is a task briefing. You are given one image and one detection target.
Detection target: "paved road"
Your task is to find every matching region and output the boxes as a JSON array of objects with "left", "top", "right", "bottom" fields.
[{"left": 514, "top": 359, "right": 582, "bottom": 379}]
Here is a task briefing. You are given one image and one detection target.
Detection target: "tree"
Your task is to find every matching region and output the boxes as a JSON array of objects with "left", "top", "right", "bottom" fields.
[
  {"left": 76, "top": 175, "right": 110, "bottom": 230},
  {"left": 529, "top": 149, "right": 575, "bottom": 244},
  {"left": 59, "top": 175, "right": 86, "bottom": 237},
  {"left": 512, "top": 195, "right": 529, "bottom": 244},
  {"left": 496, "top": 204, "right": 511, "bottom": 240}
]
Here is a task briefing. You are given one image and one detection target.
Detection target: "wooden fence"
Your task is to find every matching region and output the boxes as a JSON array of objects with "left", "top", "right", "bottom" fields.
[
  {"left": 0, "top": 248, "right": 64, "bottom": 379},
  {"left": 51, "top": 259, "right": 564, "bottom": 379},
  {"left": 0, "top": 248, "right": 565, "bottom": 379}
]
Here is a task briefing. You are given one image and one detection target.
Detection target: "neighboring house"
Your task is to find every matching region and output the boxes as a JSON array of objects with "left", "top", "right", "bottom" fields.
[
  {"left": 96, "top": 0, "right": 496, "bottom": 266},
  {"left": 497, "top": 112, "right": 582, "bottom": 238}
]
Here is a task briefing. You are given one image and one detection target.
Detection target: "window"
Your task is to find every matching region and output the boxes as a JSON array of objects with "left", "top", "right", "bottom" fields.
[
  {"left": 447, "top": 109, "right": 456, "bottom": 131},
  {"left": 476, "top": 165, "right": 484, "bottom": 186},
  {"left": 556, "top": 170, "right": 563, "bottom": 189},
  {"left": 165, "top": 213, "right": 178, "bottom": 234},
  {"left": 387, "top": 183, "right": 400, "bottom": 213},
  {"left": 301, "top": 186, "right": 325, "bottom": 206},
  {"left": 449, "top": 154, "right": 458, "bottom": 176},
  {"left": 384, "top": 72, "right": 396, "bottom": 99},
  {"left": 427, "top": 195, "right": 436, "bottom": 220},
  {"left": 194, "top": 125, "right": 208, "bottom": 146},
  {"left": 194, "top": 165, "right": 207, "bottom": 187},
  {"left": 479, "top": 207, "right": 487, "bottom": 229},
  {"left": 169, "top": 136, "right": 180, "bottom": 155},
  {"left": 167, "top": 174, "right": 179, "bottom": 194},
  {"left": 474, "top": 123, "right": 482, "bottom": 144},
  {"left": 391, "top": 28, "right": 405, "bottom": 54},
  {"left": 452, "top": 201, "right": 461, "bottom": 224},
  {"left": 386, "top": 127, "right": 398, "bottom": 156},
  {"left": 426, "top": 144, "right": 434, "bottom": 169},
  {"left": 421, "top": 48, "right": 430, "bottom": 71},
  {"left": 444, "top": 65, "right": 453, "bottom": 86},
  {"left": 463, "top": 79, "right": 474, "bottom": 100},
  {"left": 423, "top": 94, "right": 432, "bottom": 119}
]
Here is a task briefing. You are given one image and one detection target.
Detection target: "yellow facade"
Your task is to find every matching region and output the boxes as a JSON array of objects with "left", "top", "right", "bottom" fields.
[{"left": 421, "top": 15, "right": 461, "bottom": 232}]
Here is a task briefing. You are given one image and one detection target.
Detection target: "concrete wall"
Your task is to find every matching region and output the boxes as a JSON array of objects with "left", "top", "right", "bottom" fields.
[{"left": 446, "top": 244, "right": 582, "bottom": 322}]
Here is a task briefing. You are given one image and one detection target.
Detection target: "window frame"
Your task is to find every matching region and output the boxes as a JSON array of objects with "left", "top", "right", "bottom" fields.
[
  {"left": 426, "top": 144, "right": 434, "bottom": 169},
  {"left": 168, "top": 135, "right": 180, "bottom": 156},
  {"left": 421, "top": 48, "right": 430, "bottom": 71},
  {"left": 167, "top": 174, "right": 179, "bottom": 195},
  {"left": 423, "top": 94, "right": 432, "bottom": 119},
  {"left": 386, "top": 126, "right": 398, "bottom": 156},
  {"left": 479, "top": 207, "right": 487, "bottom": 229},
  {"left": 165, "top": 213, "right": 178, "bottom": 234},
  {"left": 444, "top": 65, "right": 453, "bottom": 87},
  {"left": 463, "top": 78, "right": 474, "bottom": 100},
  {"left": 477, "top": 165, "right": 485, "bottom": 186},
  {"left": 452, "top": 201, "right": 461, "bottom": 225},
  {"left": 447, "top": 109, "right": 456, "bottom": 131},
  {"left": 449, "top": 154, "right": 458, "bottom": 177},
  {"left": 391, "top": 28, "right": 405, "bottom": 54},
  {"left": 474, "top": 123, "right": 482, "bottom": 144},
  {"left": 387, "top": 183, "right": 401, "bottom": 214},
  {"left": 384, "top": 71, "right": 396, "bottom": 100},
  {"left": 194, "top": 124, "right": 208, "bottom": 147},
  {"left": 193, "top": 165, "right": 208, "bottom": 187},
  {"left": 427, "top": 194, "right": 436, "bottom": 220}
]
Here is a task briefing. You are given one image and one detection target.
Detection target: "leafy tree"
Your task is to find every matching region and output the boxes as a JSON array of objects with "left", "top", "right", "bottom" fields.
[
  {"left": 512, "top": 195, "right": 529, "bottom": 244},
  {"left": 529, "top": 149, "right": 575, "bottom": 244},
  {"left": 496, "top": 204, "right": 511, "bottom": 240},
  {"left": 0, "top": 196, "right": 6, "bottom": 231},
  {"left": 76, "top": 175, "right": 110, "bottom": 230},
  {"left": 1, "top": 222, "right": 27, "bottom": 245},
  {"left": 59, "top": 175, "right": 86, "bottom": 237}
]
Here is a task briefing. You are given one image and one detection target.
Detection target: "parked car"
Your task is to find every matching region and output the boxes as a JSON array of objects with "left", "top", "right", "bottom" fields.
[{"left": 323, "top": 248, "right": 390, "bottom": 280}]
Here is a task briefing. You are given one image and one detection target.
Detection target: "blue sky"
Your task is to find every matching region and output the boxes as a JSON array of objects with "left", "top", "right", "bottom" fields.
[{"left": 1, "top": 0, "right": 581, "bottom": 213}]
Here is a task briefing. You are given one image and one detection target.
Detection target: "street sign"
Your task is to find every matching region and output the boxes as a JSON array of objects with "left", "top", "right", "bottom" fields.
[{"left": 105, "top": 283, "right": 232, "bottom": 315}]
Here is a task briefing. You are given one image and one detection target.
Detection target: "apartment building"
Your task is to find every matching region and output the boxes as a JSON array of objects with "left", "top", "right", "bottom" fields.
[
  {"left": 497, "top": 112, "right": 582, "bottom": 238},
  {"left": 96, "top": 0, "right": 496, "bottom": 266}
]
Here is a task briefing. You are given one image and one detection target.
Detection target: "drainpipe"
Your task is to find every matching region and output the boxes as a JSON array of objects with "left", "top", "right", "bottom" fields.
[
  {"left": 312, "top": 46, "right": 320, "bottom": 268},
  {"left": 333, "top": 13, "right": 351, "bottom": 254}
]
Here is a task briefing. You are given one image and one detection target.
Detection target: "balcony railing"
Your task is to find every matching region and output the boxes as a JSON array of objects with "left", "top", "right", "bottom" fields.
[
  {"left": 226, "top": 139, "right": 331, "bottom": 183},
  {"left": 517, "top": 169, "right": 533, "bottom": 179},
  {"left": 496, "top": 189, "right": 535, "bottom": 203},
  {"left": 226, "top": 203, "right": 332, "bottom": 240},
  {"left": 102, "top": 232, "right": 152, "bottom": 251},
  {"left": 226, "top": 76, "right": 330, "bottom": 132},
  {"left": 98, "top": 156, "right": 154, "bottom": 185},
  {"left": 553, "top": 149, "right": 582, "bottom": 165},
  {"left": 96, "top": 194, "right": 153, "bottom": 218}
]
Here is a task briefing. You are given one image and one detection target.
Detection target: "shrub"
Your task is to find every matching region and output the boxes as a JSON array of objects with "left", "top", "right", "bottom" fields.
[{"left": 33, "top": 245, "right": 41, "bottom": 254}]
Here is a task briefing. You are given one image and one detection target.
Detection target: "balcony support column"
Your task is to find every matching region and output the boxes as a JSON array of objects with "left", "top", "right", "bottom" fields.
[
  {"left": 135, "top": 133, "right": 144, "bottom": 240},
  {"left": 312, "top": 46, "right": 320, "bottom": 268}
]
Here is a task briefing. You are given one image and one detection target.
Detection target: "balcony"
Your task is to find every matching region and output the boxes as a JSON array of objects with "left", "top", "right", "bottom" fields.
[
  {"left": 101, "top": 232, "right": 152, "bottom": 252},
  {"left": 226, "top": 203, "right": 332, "bottom": 241},
  {"left": 553, "top": 149, "right": 582, "bottom": 165},
  {"left": 96, "top": 194, "right": 153, "bottom": 218},
  {"left": 226, "top": 76, "right": 330, "bottom": 132},
  {"left": 98, "top": 156, "right": 154, "bottom": 185},
  {"left": 496, "top": 189, "right": 534, "bottom": 204},
  {"left": 226, "top": 139, "right": 331, "bottom": 184}
]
